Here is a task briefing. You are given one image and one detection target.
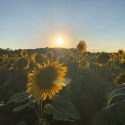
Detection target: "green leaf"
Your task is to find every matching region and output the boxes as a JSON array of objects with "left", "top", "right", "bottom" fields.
[
  {"left": 13, "top": 100, "right": 33, "bottom": 112},
  {"left": 0, "top": 101, "right": 4, "bottom": 107},
  {"left": 98, "top": 101, "right": 125, "bottom": 125},
  {"left": 44, "top": 95, "right": 81, "bottom": 121},
  {"left": 7, "top": 91, "right": 30, "bottom": 105},
  {"left": 107, "top": 84, "right": 125, "bottom": 105}
]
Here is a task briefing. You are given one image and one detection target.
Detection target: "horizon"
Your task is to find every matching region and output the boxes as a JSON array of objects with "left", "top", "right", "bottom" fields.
[{"left": 0, "top": 46, "right": 122, "bottom": 53}]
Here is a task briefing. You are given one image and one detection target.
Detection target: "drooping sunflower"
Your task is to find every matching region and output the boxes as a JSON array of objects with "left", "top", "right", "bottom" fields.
[
  {"left": 27, "top": 61, "right": 67, "bottom": 100},
  {"left": 21, "top": 50, "right": 28, "bottom": 57},
  {"left": 77, "top": 40, "right": 87, "bottom": 54}
]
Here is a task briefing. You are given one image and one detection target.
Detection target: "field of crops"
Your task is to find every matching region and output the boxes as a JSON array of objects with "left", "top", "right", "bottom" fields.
[{"left": 0, "top": 41, "right": 125, "bottom": 125}]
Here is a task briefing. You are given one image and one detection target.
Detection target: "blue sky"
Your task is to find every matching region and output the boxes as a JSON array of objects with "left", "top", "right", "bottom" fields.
[{"left": 0, "top": 0, "right": 125, "bottom": 52}]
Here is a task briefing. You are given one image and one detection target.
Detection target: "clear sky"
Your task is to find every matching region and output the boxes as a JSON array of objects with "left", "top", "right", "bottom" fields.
[{"left": 0, "top": 0, "right": 125, "bottom": 52}]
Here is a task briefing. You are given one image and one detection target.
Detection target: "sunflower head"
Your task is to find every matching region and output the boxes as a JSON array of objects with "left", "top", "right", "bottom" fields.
[
  {"left": 114, "top": 72, "right": 125, "bottom": 85},
  {"left": 5, "top": 57, "right": 15, "bottom": 70},
  {"left": 118, "top": 49, "right": 124, "bottom": 56},
  {"left": 13, "top": 53, "right": 18, "bottom": 58},
  {"left": 78, "top": 58, "right": 90, "bottom": 69},
  {"left": 31, "top": 53, "right": 45, "bottom": 64},
  {"left": 66, "top": 51, "right": 75, "bottom": 60},
  {"left": 2, "top": 54, "right": 8, "bottom": 61},
  {"left": 96, "top": 53, "right": 111, "bottom": 66},
  {"left": 14, "top": 57, "right": 29, "bottom": 70},
  {"left": 21, "top": 50, "right": 28, "bottom": 57},
  {"left": 77, "top": 40, "right": 87, "bottom": 54},
  {"left": 46, "top": 51, "right": 54, "bottom": 60},
  {"left": 27, "top": 61, "right": 67, "bottom": 100}
]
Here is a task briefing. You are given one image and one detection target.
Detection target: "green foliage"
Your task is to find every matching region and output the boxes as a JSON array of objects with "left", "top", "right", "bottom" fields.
[
  {"left": 0, "top": 48, "right": 125, "bottom": 125},
  {"left": 93, "top": 83, "right": 125, "bottom": 125},
  {"left": 44, "top": 95, "right": 81, "bottom": 121},
  {"left": 13, "top": 100, "right": 34, "bottom": 112},
  {"left": 7, "top": 91, "right": 30, "bottom": 105},
  {"left": 107, "top": 84, "right": 125, "bottom": 106}
]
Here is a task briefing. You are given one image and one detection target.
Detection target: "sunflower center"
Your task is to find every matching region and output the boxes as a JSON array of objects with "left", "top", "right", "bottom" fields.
[{"left": 36, "top": 67, "right": 57, "bottom": 89}]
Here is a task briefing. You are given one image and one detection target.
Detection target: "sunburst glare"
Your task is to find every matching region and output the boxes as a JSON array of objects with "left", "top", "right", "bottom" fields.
[{"left": 56, "top": 38, "right": 64, "bottom": 46}]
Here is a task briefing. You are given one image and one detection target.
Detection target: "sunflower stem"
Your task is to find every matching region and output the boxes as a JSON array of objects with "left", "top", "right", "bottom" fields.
[
  {"left": 32, "top": 105, "right": 40, "bottom": 120},
  {"left": 40, "top": 100, "right": 42, "bottom": 118},
  {"left": 38, "top": 100, "right": 43, "bottom": 125}
]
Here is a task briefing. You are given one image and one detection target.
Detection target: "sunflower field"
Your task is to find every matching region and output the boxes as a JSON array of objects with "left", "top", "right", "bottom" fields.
[{"left": 0, "top": 41, "right": 125, "bottom": 125}]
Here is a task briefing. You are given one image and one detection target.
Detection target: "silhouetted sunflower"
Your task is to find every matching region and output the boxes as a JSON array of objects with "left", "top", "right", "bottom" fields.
[
  {"left": 77, "top": 40, "right": 87, "bottom": 54},
  {"left": 96, "top": 53, "right": 111, "bottom": 66},
  {"left": 27, "top": 61, "right": 67, "bottom": 100},
  {"left": 21, "top": 50, "right": 28, "bottom": 57},
  {"left": 118, "top": 49, "right": 124, "bottom": 56}
]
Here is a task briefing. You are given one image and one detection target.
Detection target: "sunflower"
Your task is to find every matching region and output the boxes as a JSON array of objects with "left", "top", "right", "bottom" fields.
[
  {"left": 31, "top": 53, "right": 45, "bottom": 64},
  {"left": 77, "top": 40, "right": 87, "bottom": 54},
  {"left": 27, "top": 61, "right": 67, "bottom": 100},
  {"left": 5, "top": 57, "right": 15, "bottom": 70},
  {"left": 118, "top": 58, "right": 125, "bottom": 64},
  {"left": 21, "top": 50, "right": 28, "bottom": 57},
  {"left": 118, "top": 49, "right": 124, "bottom": 56},
  {"left": 46, "top": 51, "right": 54, "bottom": 60},
  {"left": 78, "top": 58, "right": 90, "bottom": 69},
  {"left": 14, "top": 57, "right": 29, "bottom": 70},
  {"left": 66, "top": 51, "right": 75, "bottom": 60},
  {"left": 13, "top": 54, "right": 18, "bottom": 58},
  {"left": 96, "top": 53, "right": 111, "bottom": 66},
  {"left": 2, "top": 54, "right": 8, "bottom": 61}
]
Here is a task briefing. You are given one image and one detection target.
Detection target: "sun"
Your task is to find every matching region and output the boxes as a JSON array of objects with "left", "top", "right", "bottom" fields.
[{"left": 56, "top": 38, "right": 64, "bottom": 46}]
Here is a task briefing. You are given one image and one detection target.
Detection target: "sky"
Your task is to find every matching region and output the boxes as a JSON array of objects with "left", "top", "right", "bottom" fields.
[{"left": 0, "top": 0, "right": 125, "bottom": 52}]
